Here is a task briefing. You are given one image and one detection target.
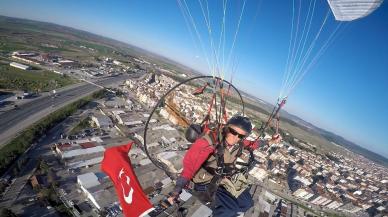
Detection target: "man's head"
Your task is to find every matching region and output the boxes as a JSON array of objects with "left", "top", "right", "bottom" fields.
[{"left": 225, "top": 115, "right": 252, "bottom": 145}]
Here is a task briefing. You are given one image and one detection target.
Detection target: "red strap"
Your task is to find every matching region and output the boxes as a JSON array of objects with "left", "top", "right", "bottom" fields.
[
  {"left": 219, "top": 85, "right": 228, "bottom": 123},
  {"left": 275, "top": 113, "right": 280, "bottom": 135}
]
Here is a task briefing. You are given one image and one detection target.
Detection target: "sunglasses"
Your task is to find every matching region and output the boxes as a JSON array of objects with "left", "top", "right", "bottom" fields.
[{"left": 227, "top": 127, "right": 247, "bottom": 139}]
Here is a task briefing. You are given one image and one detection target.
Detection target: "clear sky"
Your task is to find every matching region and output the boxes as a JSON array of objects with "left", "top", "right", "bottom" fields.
[{"left": 0, "top": 0, "right": 387, "bottom": 158}]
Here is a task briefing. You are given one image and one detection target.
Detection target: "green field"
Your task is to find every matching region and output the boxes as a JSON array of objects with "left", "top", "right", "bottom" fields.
[
  {"left": 0, "top": 42, "right": 32, "bottom": 52},
  {"left": 0, "top": 64, "right": 76, "bottom": 92}
]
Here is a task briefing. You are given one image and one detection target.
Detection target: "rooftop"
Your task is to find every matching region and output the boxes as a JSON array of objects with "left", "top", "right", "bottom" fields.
[{"left": 77, "top": 172, "right": 100, "bottom": 189}]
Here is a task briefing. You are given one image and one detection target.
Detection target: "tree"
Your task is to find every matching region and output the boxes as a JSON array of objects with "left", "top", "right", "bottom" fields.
[
  {"left": 39, "top": 159, "right": 49, "bottom": 173},
  {"left": 99, "top": 209, "right": 108, "bottom": 216},
  {"left": 0, "top": 208, "right": 18, "bottom": 217},
  {"left": 0, "top": 182, "right": 8, "bottom": 194},
  {"left": 47, "top": 171, "right": 55, "bottom": 185}
]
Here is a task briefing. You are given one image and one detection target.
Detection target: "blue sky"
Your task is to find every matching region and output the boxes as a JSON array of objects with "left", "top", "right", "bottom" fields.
[{"left": 0, "top": 0, "right": 387, "bottom": 158}]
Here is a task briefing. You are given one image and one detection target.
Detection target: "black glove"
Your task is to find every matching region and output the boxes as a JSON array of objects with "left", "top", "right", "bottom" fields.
[{"left": 173, "top": 176, "right": 190, "bottom": 195}]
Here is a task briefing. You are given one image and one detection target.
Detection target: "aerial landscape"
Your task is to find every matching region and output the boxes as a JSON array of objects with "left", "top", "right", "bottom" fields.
[{"left": 0, "top": 1, "right": 387, "bottom": 217}]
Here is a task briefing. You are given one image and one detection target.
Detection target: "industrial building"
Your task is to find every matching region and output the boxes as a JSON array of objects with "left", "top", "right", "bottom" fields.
[
  {"left": 61, "top": 146, "right": 105, "bottom": 159},
  {"left": 9, "top": 62, "right": 31, "bottom": 70},
  {"left": 104, "top": 97, "right": 128, "bottom": 108},
  {"left": 67, "top": 156, "right": 103, "bottom": 169},
  {"left": 91, "top": 114, "right": 113, "bottom": 128},
  {"left": 77, "top": 172, "right": 119, "bottom": 211}
]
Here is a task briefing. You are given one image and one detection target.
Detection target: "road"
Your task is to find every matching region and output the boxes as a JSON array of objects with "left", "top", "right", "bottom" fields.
[{"left": 0, "top": 74, "right": 135, "bottom": 148}]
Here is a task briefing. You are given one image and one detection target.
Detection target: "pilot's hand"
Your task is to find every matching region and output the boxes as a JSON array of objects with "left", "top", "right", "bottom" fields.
[
  {"left": 271, "top": 133, "right": 282, "bottom": 143},
  {"left": 167, "top": 196, "right": 176, "bottom": 205},
  {"left": 167, "top": 192, "right": 180, "bottom": 205}
]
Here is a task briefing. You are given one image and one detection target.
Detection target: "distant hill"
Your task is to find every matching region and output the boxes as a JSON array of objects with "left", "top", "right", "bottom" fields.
[
  {"left": 280, "top": 109, "right": 388, "bottom": 167},
  {"left": 313, "top": 127, "right": 388, "bottom": 167},
  {"left": 0, "top": 15, "right": 138, "bottom": 56}
]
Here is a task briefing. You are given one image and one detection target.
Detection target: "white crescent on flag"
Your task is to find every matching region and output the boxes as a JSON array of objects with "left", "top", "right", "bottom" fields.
[{"left": 119, "top": 168, "right": 134, "bottom": 204}]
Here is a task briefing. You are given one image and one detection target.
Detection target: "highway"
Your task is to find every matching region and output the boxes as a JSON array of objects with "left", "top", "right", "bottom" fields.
[{"left": 0, "top": 74, "right": 134, "bottom": 147}]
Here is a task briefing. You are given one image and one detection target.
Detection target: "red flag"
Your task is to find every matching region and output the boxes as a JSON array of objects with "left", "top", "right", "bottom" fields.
[{"left": 101, "top": 142, "right": 154, "bottom": 217}]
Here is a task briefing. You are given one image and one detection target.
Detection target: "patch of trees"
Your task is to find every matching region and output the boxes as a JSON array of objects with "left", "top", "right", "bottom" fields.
[
  {"left": 325, "top": 153, "right": 341, "bottom": 163},
  {"left": 31, "top": 160, "right": 72, "bottom": 216},
  {"left": 0, "top": 208, "right": 17, "bottom": 217}
]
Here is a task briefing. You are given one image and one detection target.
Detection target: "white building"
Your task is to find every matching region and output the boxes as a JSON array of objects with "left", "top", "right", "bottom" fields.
[
  {"left": 68, "top": 157, "right": 103, "bottom": 169},
  {"left": 125, "top": 120, "right": 143, "bottom": 127},
  {"left": 77, "top": 172, "right": 100, "bottom": 192},
  {"left": 303, "top": 193, "right": 315, "bottom": 200},
  {"left": 161, "top": 177, "right": 172, "bottom": 187},
  {"left": 294, "top": 175, "right": 312, "bottom": 186},
  {"left": 264, "top": 191, "right": 277, "bottom": 203},
  {"left": 157, "top": 151, "right": 177, "bottom": 160},
  {"left": 10, "top": 62, "right": 31, "bottom": 70},
  {"left": 139, "top": 158, "right": 152, "bottom": 166},
  {"left": 326, "top": 201, "right": 343, "bottom": 209},
  {"left": 191, "top": 204, "right": 212, "bottom": 217},
  {"left": 293, "top": 188, "right": 309, "bottom": 198},
  {"left": 11, "top": 55, "right": 40, "bottom": 65},
  {"left": 151, "top": 124, "right": 176, "bottom": 131},
  {"left": 104, "top": 97, "right": 127, "bottom": 108},
  {"left": 58, "top": 59, "right": 74, "bottom": 65},
  {"left": 62, "top": 146, "right": 105, "bottom": 159},
  {"left": 92, "top": 114, "right": 113, "bottom": 128},
  {"left": 179, "top": 189, "right": 192, "bottom": 202},
  {"left": 149, "top": 119, "right": 157, "bottom": 123},
  {"left": 313, "top": 196, "right": 328, "bottom": 205},
  {"left": 159, "top": 108, "right": 170, "bottom": 119},
  {"left": 53, "top": 70, "right": 63, "bottom": 75},
  {"left": 249, "top": 166, "right": 268, "bottom": 182},
  {"left": 77, "top": 172, "right": 118, "bottom": 211}
]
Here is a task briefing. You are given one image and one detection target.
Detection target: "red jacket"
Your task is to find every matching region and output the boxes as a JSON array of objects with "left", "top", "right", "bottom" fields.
[{"left": 181, "top": 138, "right": 260, "bottom": 180}]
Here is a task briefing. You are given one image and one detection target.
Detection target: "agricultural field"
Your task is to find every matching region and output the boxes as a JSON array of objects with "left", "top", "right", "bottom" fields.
[{"left": 0, "top": 63, "right": 76, "bottom": 92}]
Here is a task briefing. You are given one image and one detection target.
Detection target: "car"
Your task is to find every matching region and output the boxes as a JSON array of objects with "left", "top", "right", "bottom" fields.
[
  {"left": 67, "top": 135, "right": 76, "bottom": 140},
  {"left": 73, "top": 204, "right": 83, "bottom": 214}
]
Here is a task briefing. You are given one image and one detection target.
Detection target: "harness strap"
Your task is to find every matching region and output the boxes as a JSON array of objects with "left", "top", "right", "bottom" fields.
[{"left": 201, "top": 130, "right": 257, "bottom": 178}]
